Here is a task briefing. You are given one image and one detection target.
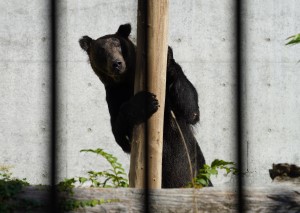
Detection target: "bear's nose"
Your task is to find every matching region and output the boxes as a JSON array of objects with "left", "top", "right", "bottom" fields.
[{"left": 112, "top": 60, "right": 122, "bottom": 71}]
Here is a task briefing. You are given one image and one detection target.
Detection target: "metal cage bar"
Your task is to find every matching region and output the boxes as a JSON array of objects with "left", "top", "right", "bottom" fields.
[
  {"left": 50, "top": 0, "right": 59, "bottom": 211},
  {"left": 235, "top": 0, "right": 245, "bottom": 212}
]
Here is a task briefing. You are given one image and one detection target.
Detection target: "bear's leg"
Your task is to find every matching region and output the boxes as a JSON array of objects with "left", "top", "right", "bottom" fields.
[{"left": 167, "top": 63, "right": 200, "bottom": 125}]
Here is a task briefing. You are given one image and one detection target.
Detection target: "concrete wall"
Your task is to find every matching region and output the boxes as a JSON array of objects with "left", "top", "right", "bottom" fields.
[
  {"left": 244, "top": 0, "right": 300, "bottom": 185},
  {"left": 0, "top": 0, "right": 299, "bottom": 186}
]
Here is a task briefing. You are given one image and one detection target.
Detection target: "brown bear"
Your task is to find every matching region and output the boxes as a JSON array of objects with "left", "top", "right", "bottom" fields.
[{"left": 79, "top": 24, "right": 210, "bottom": 188}]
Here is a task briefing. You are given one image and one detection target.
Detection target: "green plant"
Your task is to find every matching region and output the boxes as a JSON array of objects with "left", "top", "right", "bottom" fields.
[
  {"left": 0, "top": 166, "right": 41, "bottom": 212},
  {"left": 57, "top": 177, "right": 76, "bottom": 195},
  {"left": 286, "top": 33, "right": 300, "bottom": 46},
  {"left": 56, "top": 149, "right": 126, "bottom": 211},
  {"left": 187, "top": 159, "right": 238, "bottom": 188},
  {"left": 57, "top": 177, "right": 120, "bottom": 211},
  {"left": 80, "top": 148, "right": 129, "bottom": 188}
]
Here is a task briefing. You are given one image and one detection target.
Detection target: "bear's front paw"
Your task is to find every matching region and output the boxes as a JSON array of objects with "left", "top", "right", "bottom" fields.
[{"left": 128, "top": 91, "right": 159, "bottom": 125}]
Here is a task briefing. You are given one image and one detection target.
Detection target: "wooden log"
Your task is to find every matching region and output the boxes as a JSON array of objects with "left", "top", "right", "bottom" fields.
[
  {"left": 146, "top": 0, "right": 169, "bottom": 189},
  {"left": 16, "top": 186, "right": 300, "bottom": 212},
  {"left": 129, "top": 0, "right": 147, "bottom": 188},
  {"left": 129, "top": 0, "right": 169, "bottom": 189}
]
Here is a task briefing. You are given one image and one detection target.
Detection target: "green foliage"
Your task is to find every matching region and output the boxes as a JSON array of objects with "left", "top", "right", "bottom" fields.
[
  {"left": 57, "top": 148, "right": 128, "bottom": 189},
  {"left": 187, "top": 159, "right": 238, "bottom": 188},
  {"left": 57, "top": 178, "right": 76, "bottom": 195},
  {"left": 57, "top": 177, "right": 120, "bottom": 211},
  {"left": 286, "top": 33, "right": 300, "bottom": 46},
  {"left": 0, "top": 148, "right": 126, "bottom": 212},
  {"left": 56, "top": 149, "right": 126, "bottom": 211},
  {"left": 80, "top": 148, "right": 129, "bottom": 188},
  {"left": 0, "top": 166, "right": 41, "bottom": 212}
]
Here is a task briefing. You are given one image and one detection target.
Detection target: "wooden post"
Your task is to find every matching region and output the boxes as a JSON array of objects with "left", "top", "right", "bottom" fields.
[
  {"left": 146, "top": 0, "right": 169, "bottom": 188},
  {"left": 129, "top": 0, "right": 147, "bottom": 188},
  {"left": 129, "top": 0, "right": 169, "bottom": 189}
]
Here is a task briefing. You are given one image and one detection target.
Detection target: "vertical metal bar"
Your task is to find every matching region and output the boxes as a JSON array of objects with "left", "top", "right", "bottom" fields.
[
  {"left": 49, "top": 0, "right": 58, "bottom": 211},
  {"left": 235, "top": 0, "right": 245, "bottom": 212}
]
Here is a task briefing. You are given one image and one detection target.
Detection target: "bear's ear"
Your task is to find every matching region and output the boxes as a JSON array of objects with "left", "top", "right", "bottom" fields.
[
  {"left": 167, "top": 46, "right": 173, "bottom": 59},
  {"left": 167, "top": 46, "right": 174, "bottom": 66},
  {"left": 116, "top": 23, "right": 131, "bottom": 38},
  {"left": 79, "top": 36, "right": 93, "bottom": 52}
]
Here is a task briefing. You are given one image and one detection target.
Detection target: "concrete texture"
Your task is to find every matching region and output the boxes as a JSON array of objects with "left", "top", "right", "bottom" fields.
[{"left": 0, "top": 0, "right": 299, "bottom": 187}]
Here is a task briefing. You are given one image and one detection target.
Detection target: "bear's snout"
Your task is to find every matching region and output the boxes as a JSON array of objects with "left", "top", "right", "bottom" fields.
[
  {"left": 112, "top": 59, "right": 125, "bottom": 74},
  {"left": 112, "top": 60, "right": 122, "bottom": 72}
]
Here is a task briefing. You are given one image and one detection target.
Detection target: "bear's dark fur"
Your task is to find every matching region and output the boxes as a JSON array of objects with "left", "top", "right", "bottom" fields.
[{"left": 79, "top": 24, "right": 210, "bottom": 188}]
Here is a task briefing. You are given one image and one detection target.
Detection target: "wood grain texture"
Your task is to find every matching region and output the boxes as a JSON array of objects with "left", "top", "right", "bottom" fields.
[
  {"left": 129, "top": 0, "right": 147, "bottom": 188},
  {"left": 146, "top": 0, "right": 169, "bottom": 189},
  {"left": 17, "top": 186, "right": 300, "bottom": 212},
  {"left": 129, "top": 0, "right": 169, "bottom": 189}
]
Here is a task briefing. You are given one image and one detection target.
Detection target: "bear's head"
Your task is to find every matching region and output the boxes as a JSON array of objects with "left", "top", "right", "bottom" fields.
[{"left": 79, "top": 24, "right": 135, "bottom": 86}]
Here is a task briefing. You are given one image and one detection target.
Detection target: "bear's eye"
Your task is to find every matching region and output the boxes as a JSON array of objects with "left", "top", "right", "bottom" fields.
[{"left": 96, "top": 47, "right": 107, "bottom": 61}]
